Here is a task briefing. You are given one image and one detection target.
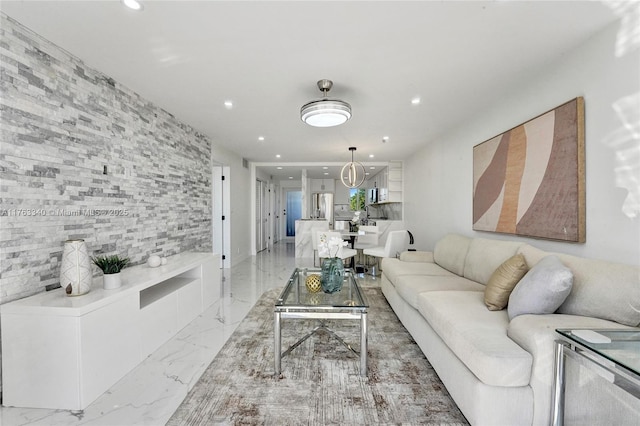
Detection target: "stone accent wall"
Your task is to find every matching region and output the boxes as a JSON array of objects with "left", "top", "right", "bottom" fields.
[{"left": 0, "top": 13, "right": 213, "bottom": 305}]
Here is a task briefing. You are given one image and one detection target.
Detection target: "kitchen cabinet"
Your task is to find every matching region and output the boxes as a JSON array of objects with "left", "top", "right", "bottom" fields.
[
  {"left": 387, "top": 161, "right": 403, "bottom": 202},
  {"left": 334, "top": 181, "right": 351, "bottom": 204},
  {"left": 370, "top": 162, "right": 402, "bottom": 204},
  {"left": 310, "top": 178, "right": 335, "bottom": 193}
]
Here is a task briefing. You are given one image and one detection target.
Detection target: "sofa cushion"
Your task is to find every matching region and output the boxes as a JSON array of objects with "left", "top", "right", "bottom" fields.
[
  {"left": 518, "top": 246, "right": 640, "bottom": 327},
  {"left": 395, "top": 275, "right": 485, "bottom": 309},
  {"left": 433, "top": 234, "right": 472, "bottom": 276},
  {"left": 399, "top": 251, "right": 434, "bottom": 263},
  {"left": 508, "top": 256, "right": 573, "bottom": 320},
  {"left": 484, "top": 253, "right": 529, "bottom": 311},
  {"left": 381, "top": 257, "right": 456, "bottom": 286},
  {"left": 417, "top": 291, "right": 532, "bottom": 387},
  {"left": 463, "top": 238, "right": 524, "bottom": 285}
]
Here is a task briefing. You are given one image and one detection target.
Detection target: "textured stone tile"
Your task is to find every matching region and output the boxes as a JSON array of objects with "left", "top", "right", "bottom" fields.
[{"left": 0, "top": 13, "right": 213, "bottom": 306}]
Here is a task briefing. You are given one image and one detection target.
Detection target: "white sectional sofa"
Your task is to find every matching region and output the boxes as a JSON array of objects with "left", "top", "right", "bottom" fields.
[{"left": 380, "top": 233, "right": 640, "bottom": 426}]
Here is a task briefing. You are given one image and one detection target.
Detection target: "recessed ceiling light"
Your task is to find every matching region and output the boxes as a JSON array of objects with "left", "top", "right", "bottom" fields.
[
  {"left": 369, "top": 154, "right": 375, "bottom": 158},
  {"left": 276, "top": 154, "right": 281, "bottom": 158},
  {"left": 324, "top": 172, "right": 329, "bottom": 176},
  {"left": 277, "top": 167, "right": 283, "bottom": 170},
  {"left": 365, "top": 172, "right": 370, "bottom": 176},
  {"left": 322, "top": 166, "right": 329, "bottom": 170},
  {"left": 258, "top": 136, "right": 265, "bottom": 141},
  {"left": 411, "top": 97, "right": 421, "bottom": 105},
  {"left": 382, "top": 136, "right": 389, "bottom": 141},
  {"left": 122, "top": 0, "right": 143, "bottom": 10},
  {"left": 289, "top": 176, "right": 293, "bottom": 179},
  {"left": 370, "top": 167, "right": 376, "bottom": 170},
  {"left": 224, "top": 100, "right": 233, "bottom": 109}
]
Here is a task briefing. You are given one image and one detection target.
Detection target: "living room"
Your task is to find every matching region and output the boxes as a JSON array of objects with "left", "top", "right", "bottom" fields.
[{"left": 0, "top": 1, "right": 638, "bottom": 425}]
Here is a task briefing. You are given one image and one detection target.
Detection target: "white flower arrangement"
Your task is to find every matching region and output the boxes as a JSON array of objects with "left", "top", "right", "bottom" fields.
[
  {"left": 351, "top": 211, "right": 362, "bottom": 225},
  {"left": 318, "top": 234, "right": 348, "bottom": 258}
]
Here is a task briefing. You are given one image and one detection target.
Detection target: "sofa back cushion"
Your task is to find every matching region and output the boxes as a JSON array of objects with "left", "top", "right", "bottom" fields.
[
  {"left": 433, "top": 234, "right": 472, "bottom": 276},
  {"left": 518, "top": 245, "right": 640, "bottom": 327},
  {"left": 463, "top": 238, "right": 525, "bottom": 285}
]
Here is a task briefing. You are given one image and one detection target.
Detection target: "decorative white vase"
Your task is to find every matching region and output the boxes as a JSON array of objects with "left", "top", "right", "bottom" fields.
[
  {"left": 60, "top": 239, "right": 92, "bottom": 296},
  {"left": 103, "top": 272, "right": 122, "bottom": 290},
  {"left": 147, "top": 255, "right": 161, "bottom": 268}
]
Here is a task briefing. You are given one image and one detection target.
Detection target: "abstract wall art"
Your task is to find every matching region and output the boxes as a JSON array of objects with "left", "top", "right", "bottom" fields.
[{"left": 473, "top": 97, "right": 585, "bottom": 242}]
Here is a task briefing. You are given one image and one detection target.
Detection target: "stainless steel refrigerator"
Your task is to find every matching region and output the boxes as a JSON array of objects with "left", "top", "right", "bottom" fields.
[{"left": 311, "top": 193, "right": 334, "bottom": 226}]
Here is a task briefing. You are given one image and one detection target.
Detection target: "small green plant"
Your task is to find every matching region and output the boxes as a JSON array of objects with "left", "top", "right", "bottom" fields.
[{"left": 91, "top": 255, "right": 130, "bottom": 274}]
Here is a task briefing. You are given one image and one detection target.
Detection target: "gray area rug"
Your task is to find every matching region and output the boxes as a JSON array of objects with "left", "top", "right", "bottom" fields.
[{"left": 168, "top": 287, "right": 468, "bottom": 425}]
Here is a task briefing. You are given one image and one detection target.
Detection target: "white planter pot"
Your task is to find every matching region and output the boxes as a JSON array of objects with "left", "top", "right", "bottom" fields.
[
  {"left": 103, "top": 272, "right": 122, "bottom": 290},
  {"left": 60, "top": 239, "right": 92, "bottom": 296}
]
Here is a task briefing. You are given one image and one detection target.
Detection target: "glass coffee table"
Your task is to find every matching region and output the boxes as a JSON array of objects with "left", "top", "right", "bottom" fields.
[
  {"left": 551, "top": 329, "right": 640, "bottom": 425},
  {"left": 274, "top": 268, "right": 369, "bottom": 376}
]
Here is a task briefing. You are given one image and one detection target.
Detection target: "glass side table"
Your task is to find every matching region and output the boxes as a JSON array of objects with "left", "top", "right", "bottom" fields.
[{"left": 551, "top": 329, "right": 640, "bottom": 426}]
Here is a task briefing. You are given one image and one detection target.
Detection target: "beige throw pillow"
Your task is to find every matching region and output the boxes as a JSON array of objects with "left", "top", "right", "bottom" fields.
[{"left": 484, "top": 254, "right": 528, "bottom": 311}]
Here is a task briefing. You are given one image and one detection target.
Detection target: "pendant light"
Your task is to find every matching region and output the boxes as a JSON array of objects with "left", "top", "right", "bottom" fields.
[
  {"left": 300, "top": 79, "right": 352, "bottom": 127},
  {"left": 340, "top": 147, "right": 365, "bottom": 188}
]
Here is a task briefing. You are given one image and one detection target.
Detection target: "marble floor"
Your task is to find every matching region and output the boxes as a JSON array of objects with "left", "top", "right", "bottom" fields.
[{"left": 0, "top": 241, "right": 381, "bottom": 426}]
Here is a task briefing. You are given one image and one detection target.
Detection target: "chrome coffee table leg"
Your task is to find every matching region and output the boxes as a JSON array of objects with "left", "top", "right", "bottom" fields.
[
  {"left": 360, "top": 311, "right": 368, "bottom": 376},
  {"left": 274, "top": 311, "right": 281, "bottom": 376}
]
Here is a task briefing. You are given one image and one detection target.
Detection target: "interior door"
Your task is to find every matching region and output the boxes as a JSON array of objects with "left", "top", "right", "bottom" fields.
[
  {"left": 212, "top": 165, "right": 230, "bottom": 268},
  {"left": 262, "top": 181, "right": 269, "bottom": 251},
  {"left": 256, "top": 179, "right": 269, "bottom": 253},
  {"left": 255, "top": 180, "right": 262, "bottom": 252},
  {"left": 285, "top": 190, "right": 302, "bottom": 237}
]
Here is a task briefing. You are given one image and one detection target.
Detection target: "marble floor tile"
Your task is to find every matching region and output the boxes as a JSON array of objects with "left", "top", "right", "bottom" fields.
[{"left": 0, "top": 241, "right": 380, "bottom": 425}]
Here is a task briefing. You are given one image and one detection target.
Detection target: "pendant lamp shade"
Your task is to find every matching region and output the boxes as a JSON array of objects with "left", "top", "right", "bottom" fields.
[{"left": 301, "top": 80, "right": 352, "bottom": 127}]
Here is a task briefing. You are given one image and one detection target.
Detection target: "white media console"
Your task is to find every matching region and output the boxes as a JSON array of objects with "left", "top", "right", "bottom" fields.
[{"left": 0, "top": 252, "right": 220, "bottom": 410}]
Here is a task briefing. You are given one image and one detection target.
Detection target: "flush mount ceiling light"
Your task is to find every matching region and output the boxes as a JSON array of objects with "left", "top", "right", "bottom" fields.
[
  {"left": 340, "top": 147, "right": 365, "bottom": 188},
  {"left": 122, "top": 0, "right": 143, "bottom": 10},
  {"left": 300, "top": 79, "right": 351, "bottom": 127}
]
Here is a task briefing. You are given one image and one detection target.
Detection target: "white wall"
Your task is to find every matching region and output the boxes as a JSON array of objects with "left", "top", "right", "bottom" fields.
[
  {"left": 211, "top": 143, "right": 252, "bottom": 266},
  {"left": 404, "top": 20, "right": 640, "bottom": 266}
]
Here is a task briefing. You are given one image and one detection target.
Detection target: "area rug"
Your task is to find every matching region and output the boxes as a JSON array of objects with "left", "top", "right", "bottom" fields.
[{"left": 168, "top": 287, "right": 469, "bottom": 425}]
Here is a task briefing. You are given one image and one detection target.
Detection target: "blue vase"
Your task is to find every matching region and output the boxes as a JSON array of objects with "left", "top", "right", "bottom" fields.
[{"left": 321, "top": 257, "right": 345, "bottom": 294}]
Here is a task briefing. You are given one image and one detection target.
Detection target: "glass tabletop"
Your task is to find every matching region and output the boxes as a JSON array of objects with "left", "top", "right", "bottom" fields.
[
  {"left": 556, "top": 329, "right": 640, "bottom": 375},
  {"left": 276, "top": 268, "right": 368, "bottom": 309}
]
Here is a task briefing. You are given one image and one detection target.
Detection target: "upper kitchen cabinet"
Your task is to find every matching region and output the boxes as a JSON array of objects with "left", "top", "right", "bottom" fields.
[
  {"left": 373, "top": 161, "right": 402, "bottom": 204},
  {"left": 310, "top": 178, "right": 335, "bottom": 193},
  {"left": 387, "top": 161, "right": 403, "bottom": 202},
  {"left": 334, "top": 181, "right": 351, "bottom": 204}
]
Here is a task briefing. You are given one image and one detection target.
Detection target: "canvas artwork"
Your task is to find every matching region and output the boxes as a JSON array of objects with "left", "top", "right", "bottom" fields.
[{"left": 473, "top": 97, "right": 585, "bottom": 242}]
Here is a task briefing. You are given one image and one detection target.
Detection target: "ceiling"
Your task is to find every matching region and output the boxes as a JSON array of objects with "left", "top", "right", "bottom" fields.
[{"left": 0, "top": 1, "right": 620, "bottom": 181}]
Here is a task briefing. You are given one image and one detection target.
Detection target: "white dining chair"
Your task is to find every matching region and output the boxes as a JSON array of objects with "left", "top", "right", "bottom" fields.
[
  {"left": 317, "top": 231, "right": 358, "bottom": 268},
  {"left": 353, "top": 225, "right": 379, "bottom": 270},
  {"left": 363, "top": 230, "right": 409, "bottom": 276}
]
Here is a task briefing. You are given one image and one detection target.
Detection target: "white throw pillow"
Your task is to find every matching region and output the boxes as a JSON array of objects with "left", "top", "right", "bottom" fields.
[{"left": 507, "top": 255, "right": 573, "bottom": 320}]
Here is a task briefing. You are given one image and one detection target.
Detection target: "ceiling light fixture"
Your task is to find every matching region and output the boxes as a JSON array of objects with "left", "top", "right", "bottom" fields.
[
  {"left": 122, "top": 0, "right": 143, "bottom": 11},
  {"left": 300, "top": 79, "right": 351, "bottom": 127},
  {"left": 340, "top": 147, "right": 365, "bottom": 188}
]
